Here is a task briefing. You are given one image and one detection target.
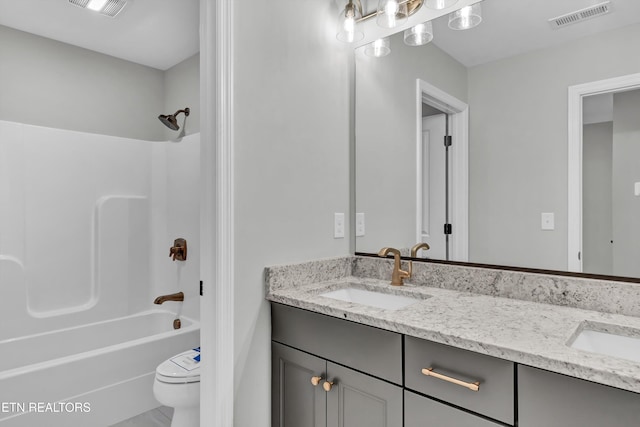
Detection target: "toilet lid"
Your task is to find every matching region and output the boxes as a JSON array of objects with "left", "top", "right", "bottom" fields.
[{"left": 156, "top": 348, "right": 201, "bottom": 384}]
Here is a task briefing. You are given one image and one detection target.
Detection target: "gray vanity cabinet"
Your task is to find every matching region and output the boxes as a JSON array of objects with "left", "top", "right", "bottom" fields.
[
  {"left": 273, "top": 302, "right": 640, "bottom": 427},
  {"left": 271, "top": 303, "right": 403, "bottom": 427},
  {"left": 518, "top": 365, "right": 640, "bottom": 427},
  {"left": 271, "top": 343, "right": 402, "bottom": 427}
]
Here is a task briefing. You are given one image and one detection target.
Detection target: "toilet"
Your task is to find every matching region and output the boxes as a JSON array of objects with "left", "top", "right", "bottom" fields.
[{"left": 153, "top": 347, "right": 201, "bottom": 427}]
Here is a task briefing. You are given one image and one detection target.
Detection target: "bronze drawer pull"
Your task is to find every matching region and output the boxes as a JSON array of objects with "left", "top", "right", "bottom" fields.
[{"left": 421, "top": 368, "right": 480, "bottom": 392}]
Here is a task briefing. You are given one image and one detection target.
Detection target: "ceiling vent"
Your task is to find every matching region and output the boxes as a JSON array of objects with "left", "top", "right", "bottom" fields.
[
  {"left": 69, "top": 0, "right": 128, "bottom": 18},
  {"left": 548, "top": 1, "right": 611, "bottom": 29}
]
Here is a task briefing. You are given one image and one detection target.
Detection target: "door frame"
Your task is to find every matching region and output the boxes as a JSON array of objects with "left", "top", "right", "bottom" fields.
[
  {"left": 200, "top": 0, "right": 234, "bottom": 426},
  {"left": 415, "top": 79, "right": 469, "bottom": 261},
  {"left": 567, "top": 72, "right": 640, "bottom": 272}
]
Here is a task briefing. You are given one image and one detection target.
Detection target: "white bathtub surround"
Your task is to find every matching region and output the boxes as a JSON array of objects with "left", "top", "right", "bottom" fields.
[
  {"left": 265, "top": 255, "right": 640, "bottom": 394},
  {"left": 0, "top": 120, "right": 201, "bottom": 426},
  {"left": 0, "top": 120, "right": 201, "bottom": 339}
]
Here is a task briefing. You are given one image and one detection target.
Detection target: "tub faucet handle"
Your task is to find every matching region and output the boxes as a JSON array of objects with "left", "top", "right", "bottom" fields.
[{"left": 169, "top": 238, "right": 187, "bottom": 261}]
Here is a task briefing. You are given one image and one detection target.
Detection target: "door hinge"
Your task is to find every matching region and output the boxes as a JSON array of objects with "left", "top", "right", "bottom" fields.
[
  {"left": 444, "top": 135, "right": 452, "bottom": 147},
  {"left": 578, "top": 252, "right": 581, "bottom": 261},
  {"left": 200, "top": 280, "right": 203, "bottom": 296},
  {"left": 444, "top": 224, "right": 452, "bottom": 235}
]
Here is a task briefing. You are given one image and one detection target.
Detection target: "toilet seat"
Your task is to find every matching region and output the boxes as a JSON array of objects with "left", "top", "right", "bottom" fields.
[{"left": 156, "top": 348, "right": 201, "bottom": 384}]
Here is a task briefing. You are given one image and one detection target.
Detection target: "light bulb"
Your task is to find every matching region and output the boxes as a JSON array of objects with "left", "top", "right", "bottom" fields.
[
  {"left": 364, "top": 38, "right": 391, "bottom": 57},
  {"left": 384, "top": 0, "right": 399, "bottom": 16},
  {"left": 460, "top": 6, "right": 471, "bottom": 28},
  {"left": 377, "top": 0, "right": 408, "bottom": 29},
  {"left": 336, "top": 1, "right": 364, "bottom": 43},
  {"left": 344, "top": 17, "right": 355, "bottom": 41},
  {"left": 448, "top": 3, "right": 482, "bottom": 30},
  {"left": 404, "top": 21, "right": 434, "bottom": 46}
]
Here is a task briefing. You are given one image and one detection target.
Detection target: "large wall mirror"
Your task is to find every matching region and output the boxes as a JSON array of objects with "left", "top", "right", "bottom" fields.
[{"left": 355, "top": 0, "right": 640, "bottom": 280}]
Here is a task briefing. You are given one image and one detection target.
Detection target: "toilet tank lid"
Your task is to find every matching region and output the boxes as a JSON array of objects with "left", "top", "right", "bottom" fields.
[{"left": 156, "top": 348, "right": 201, "bottom": 382}]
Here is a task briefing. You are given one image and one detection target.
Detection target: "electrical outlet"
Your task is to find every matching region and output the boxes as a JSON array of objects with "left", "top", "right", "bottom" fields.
[
  {"left": 541, "top": 212, "right": 555, "bottom": 231},
  {"left": 334, "top": 213, "right": 345, "bottom": 238},
  {"left": 356, "top": 213, "right": 365, "bottom": 237}
]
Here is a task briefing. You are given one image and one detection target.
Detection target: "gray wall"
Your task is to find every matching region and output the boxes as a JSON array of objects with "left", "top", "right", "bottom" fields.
[
  {"left": 356, "top": 31, "right": 467, "bottom": 253},
  {"left": 163, "top": 53, "right": 200, "bottom": 140},
  {"left": 612, "top": 90, "right": 640, "bottom": 277},
  {"left": 468, "top": 23, "right": 640, "bottom": 270},
  {"left": 582, "top": 122, "right": 613, "bottom": 275},
  {"left": 0, "top": 25, "right": 166, "bottom": 141},
  {"left": 232, "top": 0, "right": 351, "bottom": 425}
]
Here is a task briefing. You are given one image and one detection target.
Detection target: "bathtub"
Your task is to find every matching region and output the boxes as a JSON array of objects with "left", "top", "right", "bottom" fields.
[{"left": 0, "top": 310, "right": 199, "bottom": 427}]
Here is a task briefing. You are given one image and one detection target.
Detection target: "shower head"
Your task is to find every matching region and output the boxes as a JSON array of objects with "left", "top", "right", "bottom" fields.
[{"left": 158, "top": 108, "right": 190, "bottom": 131}]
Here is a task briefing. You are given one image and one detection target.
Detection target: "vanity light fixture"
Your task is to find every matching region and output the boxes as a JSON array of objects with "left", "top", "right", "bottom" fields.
[
  {"left": 336, "top": 0, "right": 424, "bottom": 43},
  {"left": 336, "top": 0, "right": 365, "bottom": 43},
  {"left": 424, "top": 0, "right": 458, "bottom": 10},
  {"left": 68, "top": 0, "right": 128, "bottom": 17},
  {"left": 404, "top": 21, "right": 434, "bottom": 46},
  {"left": 377, "top": 0, "right": 409, "bottom": 29},
  {"left": 364, "top": 37, "right": 391, "bottom": 57},
  {"left": 448, "top": 3, "right": 482, "bottom": 30}
]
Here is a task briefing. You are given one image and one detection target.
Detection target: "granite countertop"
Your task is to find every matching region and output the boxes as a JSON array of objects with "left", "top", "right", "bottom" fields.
[{"left": 266, "top": 258, "right": 640, "bottom": 394}]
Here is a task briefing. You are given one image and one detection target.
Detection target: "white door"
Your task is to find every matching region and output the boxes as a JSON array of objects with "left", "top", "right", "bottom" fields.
[{"left": 419, "top": 114, "right": 449, "bottom": 259}]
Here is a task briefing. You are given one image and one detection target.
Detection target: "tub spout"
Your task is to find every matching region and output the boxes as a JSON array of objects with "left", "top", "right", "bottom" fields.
[{"left": 154, "top": 292, "right": 184, "bottom": 304}]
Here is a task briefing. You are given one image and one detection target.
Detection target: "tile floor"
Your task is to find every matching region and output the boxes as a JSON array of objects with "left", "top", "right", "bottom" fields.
[{"left": 110, "top": 406, "right": 173, "bottom": 427}]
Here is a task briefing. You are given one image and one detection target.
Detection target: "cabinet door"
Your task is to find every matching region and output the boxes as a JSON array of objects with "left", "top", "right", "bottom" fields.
[
  {"left": 405, "top": 391, "right": 503, "bottom": 427},
  {"left": 326, "top": 362, "right": 402, "bottom": 427},
  {"left": 272, "top": 342, "right": 327, "bottom": 427},
  {"left": 519, "top": 365, "right": 640, "bottom": 427}
]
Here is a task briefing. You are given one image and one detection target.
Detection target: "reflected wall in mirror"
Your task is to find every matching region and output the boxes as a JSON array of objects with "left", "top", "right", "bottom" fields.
[{"left": 355, "top": 0, "right": 640, "bottom": 279}]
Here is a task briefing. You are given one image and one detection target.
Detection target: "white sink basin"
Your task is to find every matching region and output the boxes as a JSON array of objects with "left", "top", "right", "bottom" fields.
[
  {"left": 319, "top": 287, "right": 421, "bottom": 310},
  {"left": 569, "top": 327, "right": 640, "bottom": 363}
]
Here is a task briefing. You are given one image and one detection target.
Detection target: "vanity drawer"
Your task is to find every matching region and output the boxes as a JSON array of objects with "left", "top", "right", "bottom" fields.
[
  {"left": 405, "top": 390, "right": 503, "bottom": 427},
  {"left": 405, "top": 336, "right": 514, "bottom": 425},
  {"left": 271, "top": 303, "right": 402, "bottom": 385}
]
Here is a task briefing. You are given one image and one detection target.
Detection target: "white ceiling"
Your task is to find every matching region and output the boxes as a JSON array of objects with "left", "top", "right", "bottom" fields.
[
  {"left": 2, "top": 0, "right": 638, "bottom": 70},
  {"left": 0, "top": 0, "right": 199, "bottom": 70},
  {"left": 429, "top": 0, "right": 640, "bottom": 67}
]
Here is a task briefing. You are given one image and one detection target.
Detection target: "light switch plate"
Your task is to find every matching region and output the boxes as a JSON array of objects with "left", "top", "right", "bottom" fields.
[
  {"left": 541, "top": 212, "right": 555, "bottom": 231},
  {"left": 355, "top": 213, "right": 365, "bottom": 237},
  {"left": 334, "top": 213, "right": 345, "bottom": 238},
  {"left": 635, "top": 182, "right": 640, "bottom": 196}
]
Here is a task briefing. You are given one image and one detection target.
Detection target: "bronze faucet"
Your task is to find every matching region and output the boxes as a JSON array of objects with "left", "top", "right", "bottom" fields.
[
  {"left": 411, "top": 243, "right": 430, "bottom": 258},
  {"left": 408, "top": 243, "right": 430, "bottom": 277},
  {"left": 378, "top": 247, "right": 410, "bottom": 286},
  {"left": 154, "top": 292, "right": 184, "bottom": 304}
]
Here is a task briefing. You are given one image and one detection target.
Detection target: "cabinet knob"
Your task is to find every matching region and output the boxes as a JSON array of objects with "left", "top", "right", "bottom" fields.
[
  {"left": 311, "top": 376, "right": 323, "bottom": 386},
  {"left": 323, "top": 381, "right": 334, "bottom": 392}
]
